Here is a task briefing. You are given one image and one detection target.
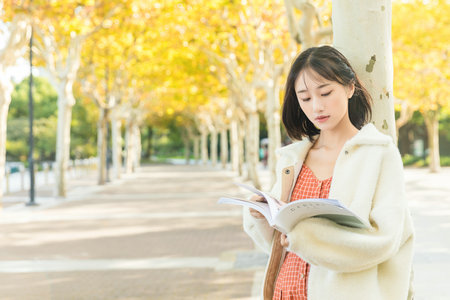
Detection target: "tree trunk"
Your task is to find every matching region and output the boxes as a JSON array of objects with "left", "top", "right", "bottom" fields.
[
  {"left": 133, "top": 124, "right": 141, "bottom": 170},
  {"left": 284, "top": 0, "right": 318, "bottom": 48},
  {"left": 110, "top": 113, "right": 122, "bottom": 180},
  {"left": 231, "top": 117, "right": 245, "bottom": 177},
  {"left": 183, "top": 133, "right": 191, "bottom": 164},
  {"left": 0, "top": 97, "right": 9, "bottom": 199},
  {"left": 0, "top": 14, "right": 31, "bottom": 199},
  {"left": 200, "top": 127, "right": 208, "bottom": 165},
  {"left": 265, "top": 84, "right": 282, "bottom": 187},
  {"left": 54, "top": 82, "right": 76, "bottom": 197},
  {"left": 144, "top": 125, "right": 153, "bottom": 160},
  {"left": 124, "top": 120, "right": 135, "bottom": 173},
  {"left": 230, "top": 118, "right": 239, "bottom": 173},
  {"left": 210, "top": 128, "right": 218, "bottom": 167},
  {"left": 423, "top": 111, "right": 441, "bottom": 173},
  {"left": 0, "top": 74, "right": 13, "bottom": 198},
  {"left": 220, "top": 127, "right": 228, "bottom": 169},
  {"left": 246, "top": 112, "right": 261, "bottom": 189},
  {"left": 193, "top": 136, "right": 200, "bottom": 164},
  {"left": 238, "top": 120, "right": 245, "bottom": 177},
  {"left": 395, "top": 98, "right": 414, "bottom": 143},
  {"left": 97, "top": 107, "right": 109, "bottom": 185},
  {"left": 333, "top": 0, "right": 396, "bottom": 140}
]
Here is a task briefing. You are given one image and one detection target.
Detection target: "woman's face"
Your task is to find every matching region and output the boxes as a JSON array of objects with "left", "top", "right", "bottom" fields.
[{"left": 294, "top": 68, "right": 354, "bottom": 132}]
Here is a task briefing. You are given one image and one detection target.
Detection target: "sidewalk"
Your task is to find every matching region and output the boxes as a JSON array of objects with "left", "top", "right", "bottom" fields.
[
  {"left": 0, "top": 164, "right": 264, "bottom": 300},
  {"left": 404, "top": 167, "right": 450, "bottom": 299},
  {"left": 0, "top": 164, "right": 448, "bottom": 299}
]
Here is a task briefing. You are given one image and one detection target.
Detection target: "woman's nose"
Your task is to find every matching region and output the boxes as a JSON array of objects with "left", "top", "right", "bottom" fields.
[{"left": 312, "top": 98, "right": 324, "bottom": 112}]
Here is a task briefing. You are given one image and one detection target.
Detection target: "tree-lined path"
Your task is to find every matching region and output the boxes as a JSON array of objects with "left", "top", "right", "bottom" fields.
[
  {"left": 0, "top": 164, "right": 267, "bottom": 299},
  {"left": 0, "top": 164, "right": 448, "bottom": 299}
]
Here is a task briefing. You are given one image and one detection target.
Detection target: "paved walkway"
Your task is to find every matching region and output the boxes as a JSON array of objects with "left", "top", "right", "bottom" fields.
[{"left": 0, "top": 164, "right": 448, "bottom": 299}]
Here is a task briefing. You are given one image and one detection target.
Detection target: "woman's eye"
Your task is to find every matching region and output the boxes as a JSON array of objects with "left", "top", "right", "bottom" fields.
[
  {"left": 321, "top": 91, "right": 332, "bottom": 96},
  {"left": 301, "top": 98, "right": 310, "bottom": 102}
]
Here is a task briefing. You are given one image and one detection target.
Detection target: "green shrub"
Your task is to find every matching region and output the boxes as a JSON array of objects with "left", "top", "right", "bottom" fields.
[
  {"left": 440, "top": 156, "right": 450, "bottom": 166},
  {"left": 402, "top": 155, "right": 450, "bottom": 167},
  {"left": 402, "top": 154, "right": 422, "bottom": 166}
]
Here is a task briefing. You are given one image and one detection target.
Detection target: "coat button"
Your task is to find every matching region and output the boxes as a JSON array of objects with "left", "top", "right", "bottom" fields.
[{"left": 285, "top": 169, "right": 290, "bottom": 174}]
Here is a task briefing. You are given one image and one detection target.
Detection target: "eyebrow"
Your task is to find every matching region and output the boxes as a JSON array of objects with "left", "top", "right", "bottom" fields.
[{"left": 297, "top": 83, "right": 330, "bottom": 94}]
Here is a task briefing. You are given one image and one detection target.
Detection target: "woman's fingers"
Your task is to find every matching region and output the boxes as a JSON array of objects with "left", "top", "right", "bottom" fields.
[
  {"left": 249, "top": 208, "right": 265, "bottom": 219},
  {"left": 280, "top": 234, "right": 289, "bottom": 247},
  {"left": 249, "top": 194, "right": 267, "bottom": 219},
  {"left": 250, "top": 194, "right": 266, "bottom": 202}
]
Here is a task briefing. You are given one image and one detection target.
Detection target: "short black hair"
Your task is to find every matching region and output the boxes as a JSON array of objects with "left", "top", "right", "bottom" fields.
[{"left": 282, "top": 45, "right": 372, "bottom": 141}]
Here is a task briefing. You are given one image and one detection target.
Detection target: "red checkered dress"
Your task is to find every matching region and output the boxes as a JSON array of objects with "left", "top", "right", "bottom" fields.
[{"left": 273, "top": 164, "right": 332, "bottom": 300}]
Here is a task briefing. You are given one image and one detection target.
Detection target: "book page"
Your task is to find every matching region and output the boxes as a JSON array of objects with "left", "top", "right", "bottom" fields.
[
  {"left": 234, "top": 183, "right": 282, "bottom": 218},
  {"left": 217, "top": 196, "right": 274, "bottom": 225},
  {"left": 274, "top": 198, "right": 367, "bottom": 233}
]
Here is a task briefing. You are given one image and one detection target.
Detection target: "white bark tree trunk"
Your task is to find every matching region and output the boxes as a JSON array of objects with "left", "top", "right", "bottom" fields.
[
  {"left": 81, "top": 76, "right": 121, "bottom": 184},
  {"left": 424, "top": 111, "right": 441, "bottom": 173},
  {"left": 34, "top": 31, "right": 85, "bottom": 197},
  {"left": 207, "top": 44, "right": 259, "bottom": 179},
  {"left": 220, "top": 127, "right": 228, "bottom": 169},
  {"left": 97, "top": 107, "right": 108, "bottom": 185},
  {"left": 110, "top": 113, "right": 122, "bottom": 180},
  {"left": 210, "top": 127, "right": 218, "bottom": 167},
  {"left": 333, "top": 0, "right": 396, "bottom": 140},
  {"left": 395, "top": 98, "right": 414, "bottom": 142},
  {"left": 184, "top": 137, "right": 191, "bottom": 165},
  {"left": 230, "top": 115, "right": 245, "bottom": 177},
  {"left": 0, "top": 89, "right": 10, "bottom": 199},
  {"left": 230, "top": 118, "right": 239, "bottom": 173},
  {"left": 182, "top": 127, "right": 191, "bottom": 165},
  {"left": 133, "top": 124, "right": 141, "bottom": 170},
  {"left": 200, "top": 126, "right": 209, "bottom": 165},
  {"left": 284, "top": 0, "right": 333, "bottom": 48},
  {"left": 0, "top": 14, "right": 31, "bottom": 198},
  {"left": 265, "top": 83, "right": 282, "bottom": 187},
  {"left": 246, "top": 111, "right": 261, "bottom": 189},
  {"left": 193, "top": 136, "right": 200, "bottom": 164},
  {"left": 124, "top": 120, "right": 135, "bottom": 173},
  {"left": 238, "top": 119, "right": 245, "bottom": 177},
  {"left": 35, "top": 7, "right": 116, "bottom": 196},
  {"left": 54, "top": 81, "right": 76, "bottom": 197}
]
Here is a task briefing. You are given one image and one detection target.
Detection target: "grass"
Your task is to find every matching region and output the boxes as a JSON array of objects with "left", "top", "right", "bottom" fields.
[{"left": 402, "top": 154, "right": 450, "bottom": 167}]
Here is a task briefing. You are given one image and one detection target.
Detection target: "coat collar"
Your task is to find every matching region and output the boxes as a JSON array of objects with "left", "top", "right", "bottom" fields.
[{"left": 277, "top": 123, "right": 393, "bottom": 160}]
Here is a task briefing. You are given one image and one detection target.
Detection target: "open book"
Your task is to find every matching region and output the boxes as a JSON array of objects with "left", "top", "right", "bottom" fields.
[{"left": 218, "top": 183, "right": 368, "bottom": 234}]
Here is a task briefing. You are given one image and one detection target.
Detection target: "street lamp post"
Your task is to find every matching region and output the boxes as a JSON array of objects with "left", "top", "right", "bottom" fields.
[{"left": 26, "top": 26, "right": 37, "bottom": 206}]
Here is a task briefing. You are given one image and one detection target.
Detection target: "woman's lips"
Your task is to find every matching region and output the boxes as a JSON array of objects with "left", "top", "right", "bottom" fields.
[{"left": 315, "top": 115, "right": 330, "bottom": 123}]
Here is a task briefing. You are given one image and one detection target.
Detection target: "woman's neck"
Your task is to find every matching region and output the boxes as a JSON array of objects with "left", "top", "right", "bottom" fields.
[{"left": 314, "top": 121, "right": 359, "bottom": 150}]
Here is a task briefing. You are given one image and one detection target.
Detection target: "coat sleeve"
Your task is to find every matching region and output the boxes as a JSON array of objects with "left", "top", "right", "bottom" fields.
[
  {"left": 286, "top": 144, "right": 410, "bottom": 272},
  {"left": 242, "top": 207, "right": 275, "bottom": 254},
  {"left": 242, "top": 150, "right": 288, "bottom": 254}
]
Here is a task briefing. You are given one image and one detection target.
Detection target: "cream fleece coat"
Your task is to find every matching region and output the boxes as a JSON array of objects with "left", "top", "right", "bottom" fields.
[{"left": 243, "top": 124, "right": 414, "bottom": 300}]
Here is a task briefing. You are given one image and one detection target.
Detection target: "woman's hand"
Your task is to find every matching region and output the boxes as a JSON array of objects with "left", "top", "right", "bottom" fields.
[
  {"left": 249, "top": 195, "right": 267, "bottom": 219},
  {"left": 280, "top": 234, "right": 289, "bottom": 248}
]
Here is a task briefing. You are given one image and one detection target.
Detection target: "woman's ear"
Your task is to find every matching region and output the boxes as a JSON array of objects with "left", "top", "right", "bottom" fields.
[{"left": 347, "top": 83, "right": 355, "bottom": 99}]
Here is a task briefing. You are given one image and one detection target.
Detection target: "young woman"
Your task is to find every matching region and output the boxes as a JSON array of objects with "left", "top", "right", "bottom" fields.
[{"left": 243, "top": 46, "right": 414, "bottom": 300}]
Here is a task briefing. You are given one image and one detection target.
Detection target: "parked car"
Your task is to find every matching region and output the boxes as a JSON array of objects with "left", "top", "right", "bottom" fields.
[{"left": 5, "top": 162, "right": 25, "bottom": 174}]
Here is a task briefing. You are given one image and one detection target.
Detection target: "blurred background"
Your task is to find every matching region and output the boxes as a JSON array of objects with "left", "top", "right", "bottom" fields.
[
  {"left": 0, "top": 0, "right": 448, "bottom": 197},
  {"left": 0, "top": 1, "right": 449, "bottom": 299}
]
